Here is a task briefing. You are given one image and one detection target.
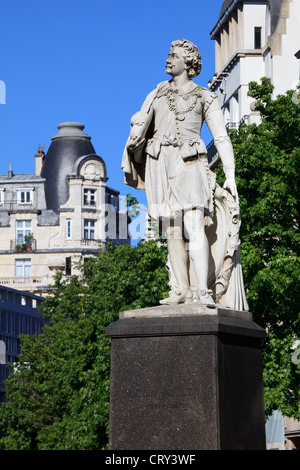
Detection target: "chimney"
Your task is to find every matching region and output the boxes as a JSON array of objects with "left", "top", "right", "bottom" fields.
[
  {"left": 34, "top": 145, "right": 45, "bottom": 176},
  {"left": 8, "top": 163, "right": 13, "bottom": 178}
]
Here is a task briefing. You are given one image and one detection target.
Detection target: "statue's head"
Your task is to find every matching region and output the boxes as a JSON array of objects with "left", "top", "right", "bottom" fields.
[{"left": 170, "top": 39, "right": 202, "bottom": 78}]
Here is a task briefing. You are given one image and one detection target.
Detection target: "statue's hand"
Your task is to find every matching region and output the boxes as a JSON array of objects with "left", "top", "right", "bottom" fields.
[
  {"left": 223, "top": 177, "right": 237, "bottom": 197},
  {"left": 127, "top": 136, "right": 145, "bottom": 152},
  {"left": 127, "top": 136, "right": 146, "bottom": 163}
]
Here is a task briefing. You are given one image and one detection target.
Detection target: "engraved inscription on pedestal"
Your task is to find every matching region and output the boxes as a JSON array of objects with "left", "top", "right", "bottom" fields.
[
  {"left": 125, "top": 385, "right": 202, "bottom": 412},
  {"left": 109, "top": 334, "right": 219, "bottom": 449},
  {"left": 106, "top": 314, "right": 266, "bottom": 450}
]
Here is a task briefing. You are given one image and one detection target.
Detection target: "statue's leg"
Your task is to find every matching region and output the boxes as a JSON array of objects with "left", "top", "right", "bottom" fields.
[
  {"left": 159, "top": 224, "right": 193, "bottom": 305},
  {"left": 184, "top": 208, "right": 215, "bottom": 307}
]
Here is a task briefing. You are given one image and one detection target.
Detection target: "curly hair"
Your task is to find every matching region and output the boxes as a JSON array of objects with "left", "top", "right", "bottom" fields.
[{"left": 171, "top": 39, "right": 202, "bottom": 78}]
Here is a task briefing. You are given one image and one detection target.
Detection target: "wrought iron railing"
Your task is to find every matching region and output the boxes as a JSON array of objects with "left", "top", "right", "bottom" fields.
[
  {"left": 10, "top": 239, "right": 37, "bottom": 252},
  {"left": 207, "top": 115, "right": 250, "bottom": 167}
]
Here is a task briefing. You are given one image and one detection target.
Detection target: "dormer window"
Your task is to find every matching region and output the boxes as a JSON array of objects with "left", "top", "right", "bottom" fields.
[
  {"left": 83, "top": 188, "right": 96, "bottom": 206},
  {"left": 17, "top": 188, "right": 34, "bottom": 205}
]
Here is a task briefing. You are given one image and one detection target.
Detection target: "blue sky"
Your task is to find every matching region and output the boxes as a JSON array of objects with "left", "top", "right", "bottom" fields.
[{"left": 0, "top": 0, "right": 223, "bottom": 208}]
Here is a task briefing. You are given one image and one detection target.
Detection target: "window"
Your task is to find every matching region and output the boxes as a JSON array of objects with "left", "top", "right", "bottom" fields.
[
  {"left": 0, "top": 189, "right": 4, "bottom": 205},
  {"left": 66, "top": 219, "right": 72, "bottom": 239},
  {"left": 66, "top": 257, "right": 72, "bottom": 276},
  {"left": 0, "top": 340, "right": 6, "bottom": 365},
  {"left": 254, "top": 27, "right": 262, "bottom": 49},
  {"left": 17, "top": 188, "right": 34, "bottom": 204},
  {"left": 15, "top": 259, "right": 31, "bottom": 278},
  {"left": 83, "top": 188, "right": 96, "bottom": 206},
  {"left": 16, "top": 220, "right": 32, "bottom": 245},
  {"left": 83, "top": 219, "right": 95, "bottom": 240}
]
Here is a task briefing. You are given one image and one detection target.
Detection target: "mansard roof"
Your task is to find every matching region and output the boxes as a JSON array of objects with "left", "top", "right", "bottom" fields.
[
  {"left": 0, "top": 173, "right": 45, "bottom": 183},
  {"left": 41, "top": 122, "right": 97, "bottom": 213}
]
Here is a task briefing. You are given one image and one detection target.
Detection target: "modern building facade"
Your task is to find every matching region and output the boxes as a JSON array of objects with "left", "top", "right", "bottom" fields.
[
  {"left": 0, "top": 122, "right": 129, "bottom": 295},
  {"left": 0, "top": 285, "right": 44, "bottom": 403},
  {"left": 208, "top": 0, "right": 299, "bottom": 129}
]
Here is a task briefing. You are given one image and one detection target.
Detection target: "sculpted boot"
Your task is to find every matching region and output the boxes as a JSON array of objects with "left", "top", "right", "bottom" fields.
[
  {"left": 197, "top": 289, "right": 215, "bottom": 308},
  {"left": 159, "top": 287, "right": 193, "bottom": 305}
]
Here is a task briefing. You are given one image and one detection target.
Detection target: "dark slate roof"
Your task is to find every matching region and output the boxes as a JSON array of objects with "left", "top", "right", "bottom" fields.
[
  {"left": 218, "top": 0, "right": 235, "bottom": 21},
  {"left": 0, "top": 174, "right": 45, "bottom": 183},
  {"left": 41, "top": 122, "right": 96, "bottom": 213}
]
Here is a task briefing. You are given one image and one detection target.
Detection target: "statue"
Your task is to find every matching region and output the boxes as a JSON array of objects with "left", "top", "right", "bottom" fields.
[{"left": 122, "top": 39, "right": 248, "bottom": 311}]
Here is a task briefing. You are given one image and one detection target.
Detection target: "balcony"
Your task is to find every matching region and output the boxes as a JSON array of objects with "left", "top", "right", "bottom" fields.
[
  {"left": 225, "top": 115, "right": 249, "bottom": 130},
  {"left": 80, "top": 238, "right": 104, "bottom": 247},
  {"left": 0, "top": 275, "right": 49, "bottom": 290},
  {"left": 10, "top": 238, "right": 37, "bottom": 252},
  {"left": 207, "top": 115, "right": 250, "bottom": 169}
]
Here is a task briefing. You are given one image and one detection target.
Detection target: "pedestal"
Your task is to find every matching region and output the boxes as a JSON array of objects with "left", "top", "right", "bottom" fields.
[{"left": 105, "top": 305, "right": 266, "bottom": 450}]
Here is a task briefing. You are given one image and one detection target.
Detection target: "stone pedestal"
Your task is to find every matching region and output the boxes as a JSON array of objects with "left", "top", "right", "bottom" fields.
[{"left": 105, "top": 305, "right": 266, "bottom": 450}]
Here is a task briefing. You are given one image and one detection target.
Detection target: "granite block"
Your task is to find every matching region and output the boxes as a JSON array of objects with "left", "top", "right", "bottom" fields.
[{"left": 106, "top": 308, "right": 266, "bottom": 450}]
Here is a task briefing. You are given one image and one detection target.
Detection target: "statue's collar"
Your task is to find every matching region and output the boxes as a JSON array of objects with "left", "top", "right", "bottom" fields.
[
  {"left": 156, "top": 81, "right": 202, "bottom": 99},
  {"left": 168, "top": 80, "right": 199, "bottom": 94}
]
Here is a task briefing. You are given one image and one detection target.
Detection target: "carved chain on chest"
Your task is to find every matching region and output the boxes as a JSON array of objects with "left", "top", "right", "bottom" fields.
[{"left": 165, "top": 87, "right": 203, "bottom": 121}]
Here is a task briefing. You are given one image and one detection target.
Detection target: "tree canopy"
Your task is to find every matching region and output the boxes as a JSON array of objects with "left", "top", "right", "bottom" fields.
[
  {"left": 216, "top": 78, "right": 299, "bottom": 418},
  {"left": 0, "top": 79, "right": 299, "bottom": 449},
  {"left": 0, "top": 241, "right": 169, "bottom": 450}
]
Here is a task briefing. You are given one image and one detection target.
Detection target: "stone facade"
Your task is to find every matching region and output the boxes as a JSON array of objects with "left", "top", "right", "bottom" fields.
[
  {"left": 208, "top": 0, "right": 299, "bottom": 127},
  {"left": 0, "top": 122, "right": 129, "bottom": 295}
]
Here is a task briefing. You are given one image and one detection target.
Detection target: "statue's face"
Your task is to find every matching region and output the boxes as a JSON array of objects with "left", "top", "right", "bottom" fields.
[{"left": 165, "top": 46, "right": 186, "bottom": 77}]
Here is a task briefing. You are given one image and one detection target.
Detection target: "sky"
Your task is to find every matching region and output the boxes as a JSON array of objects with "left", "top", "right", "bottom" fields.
[{"left": 0, "top": 0, "right": 223, "bottom": 209}]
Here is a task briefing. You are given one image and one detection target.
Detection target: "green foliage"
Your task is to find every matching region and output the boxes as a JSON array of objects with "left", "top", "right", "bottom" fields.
[
  {"left": 219, "top": 78, "right": 299, "bottom": 419},
  {"left": 0, "top": 241, "right": 169, "bottom": 450},
  {"left": 125, "top": 193, "right": 140, "bottom": 218}
]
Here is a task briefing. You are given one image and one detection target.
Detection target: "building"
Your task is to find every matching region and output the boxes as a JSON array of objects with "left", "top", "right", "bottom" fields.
[
  {"left": 0, "top": 285, "right": 44, "bottom": 403},
  {"left": 207, "top": 0, "right": 300, "bottom": 449},
  {"left": 0, "top": 122, "right": 129, "bottom": 295},
  {"left": 208, "top": 0, "right": 300, "bottom": 130},
  {"left": 265, "top": 411, "right": 300, "bottom": 450}
]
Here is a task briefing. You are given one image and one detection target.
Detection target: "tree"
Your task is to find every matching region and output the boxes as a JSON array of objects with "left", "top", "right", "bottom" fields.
[
  {"left": 216, "top": 78, "right": 299, "bottom": 419},
  {"left": 0, "top": 241, "right": 169, "bottom": 450}
]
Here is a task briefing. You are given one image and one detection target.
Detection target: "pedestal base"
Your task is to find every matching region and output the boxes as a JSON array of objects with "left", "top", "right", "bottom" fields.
[{"left": 105, "top": 307, "right": 266, "bottom": 450}]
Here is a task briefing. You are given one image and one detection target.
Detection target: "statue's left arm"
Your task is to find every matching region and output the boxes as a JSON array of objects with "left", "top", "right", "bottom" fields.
[{"left": 203, "top": 92, "right": 237, "bottom": 198}]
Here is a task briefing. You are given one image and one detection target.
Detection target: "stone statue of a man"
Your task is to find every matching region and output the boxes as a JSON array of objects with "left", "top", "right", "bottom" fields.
[{"left": 122, "top": 39, "right": 238, "bottom": 308}]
